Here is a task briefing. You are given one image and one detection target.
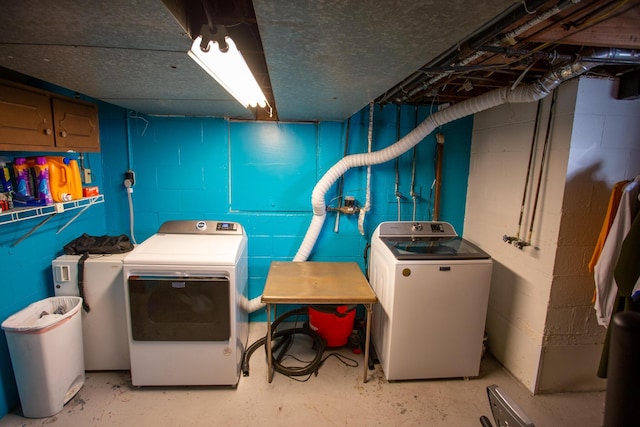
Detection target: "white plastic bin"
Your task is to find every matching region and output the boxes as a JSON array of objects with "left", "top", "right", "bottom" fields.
[{"left": 1, "top": 296, "right": 85, "bottom": 418}]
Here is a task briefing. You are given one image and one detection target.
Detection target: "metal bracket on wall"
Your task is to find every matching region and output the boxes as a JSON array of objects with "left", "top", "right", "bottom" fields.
[{"left": 1, "top": 195, "right": 105, "bottom": 246}]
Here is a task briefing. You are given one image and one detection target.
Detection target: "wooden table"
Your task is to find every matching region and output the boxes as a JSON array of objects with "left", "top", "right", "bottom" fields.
[{"left": 261, "top": 261, "right": 378, "bottom": 383}]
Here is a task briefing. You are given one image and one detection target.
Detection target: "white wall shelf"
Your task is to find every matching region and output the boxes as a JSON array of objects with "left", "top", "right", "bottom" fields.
[{"left": 0, "top": 195, "right": 104, "bottom": 246}]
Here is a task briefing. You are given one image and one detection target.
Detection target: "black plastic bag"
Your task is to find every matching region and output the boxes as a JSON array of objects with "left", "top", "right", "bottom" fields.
[
  {"left": 62, "top": 234, "right": 134, "bottom": 312},
  {"left": 64, "top": 233, "right": 134, "bottom": 255}
]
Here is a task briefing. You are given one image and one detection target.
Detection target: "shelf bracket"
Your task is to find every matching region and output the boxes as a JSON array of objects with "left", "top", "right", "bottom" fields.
[
  {"left": 11, "top": 214, "right": 57, "bottom": 247},
  {"left": 3, "top": 195, "right": 104, "bottom": 246},
  {"left": 56, "top": 198, "right": 98, "bottom": 234}
]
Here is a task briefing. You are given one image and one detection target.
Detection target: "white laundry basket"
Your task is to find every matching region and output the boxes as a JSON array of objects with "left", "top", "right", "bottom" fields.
[{"left": 2, "top": 296, "right": 85, "bottom": 418}]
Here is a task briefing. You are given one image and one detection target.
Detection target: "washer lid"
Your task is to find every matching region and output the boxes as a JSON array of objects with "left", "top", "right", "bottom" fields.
[
  {"left": 375, "top": 221, "right": 489, "bottom": 260},
  {"left": 123, "top": 233, "right": 246, "bottom": 266},
  {"left": 383, "top": 236, "right": 490, "bottom": 260}
]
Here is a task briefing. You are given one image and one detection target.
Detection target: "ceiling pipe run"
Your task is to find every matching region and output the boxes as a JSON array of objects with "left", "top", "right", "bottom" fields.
[
  {"left": 382, "top": 0, "right": 581, "bottom": 104},
  {"left": 242, "top": 47, "right": 640, "bottom": 313},
  {"left": 292, "top": 48, "right": 639, "bottom": 261},
  {"left": 378, "top": 0, "right": 547, "bottom": 103}
]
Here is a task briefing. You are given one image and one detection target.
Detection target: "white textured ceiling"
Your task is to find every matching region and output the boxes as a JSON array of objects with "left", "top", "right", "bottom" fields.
[{"left": 0, "top": 0, "right": 514, "bottom": 121}]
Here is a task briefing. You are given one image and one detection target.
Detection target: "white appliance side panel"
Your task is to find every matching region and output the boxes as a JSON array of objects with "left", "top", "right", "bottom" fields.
[
  {"left": 81, "top": 254, "right": 130, "bottom": 371},
  {"left": 386, "top": 260, "right": 492, "bottom": 380},
  {"left": 235, "top": 244, "right": 249, "bottom": 373},
  {"left": 369, "top": 237, "right": 396, "bottom": 378},
  {"left": 52, "top": 255, "right": 81, "bottom": 296}
]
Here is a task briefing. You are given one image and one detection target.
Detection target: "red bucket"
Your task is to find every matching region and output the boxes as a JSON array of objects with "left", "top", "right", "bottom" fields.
[{"left": 308, "top": 305, "right": 356, "bottom": 347}]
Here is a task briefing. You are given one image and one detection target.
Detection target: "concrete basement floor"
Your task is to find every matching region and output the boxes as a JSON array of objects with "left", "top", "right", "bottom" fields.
[{"left": 0, "top": 322, "right": 605, "bottom": 427}]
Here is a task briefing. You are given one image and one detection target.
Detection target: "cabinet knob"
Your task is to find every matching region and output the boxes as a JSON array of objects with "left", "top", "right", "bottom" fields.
[
  {"left": 44, "top": 128, "right": 52, "bottom": 135},
  {"left": 60, "top": 130, "right": 67, "bottom": 138}
]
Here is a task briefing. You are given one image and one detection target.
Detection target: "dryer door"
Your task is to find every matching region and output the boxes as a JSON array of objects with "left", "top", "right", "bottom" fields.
[{"left": 128, "top": 275, "right": 230, "bottom": 341}]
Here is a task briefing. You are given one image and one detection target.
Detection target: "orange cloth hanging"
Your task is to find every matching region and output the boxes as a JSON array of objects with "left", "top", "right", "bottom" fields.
[{"left": 589, "top": 180, "right": 630, "bottom": 272}]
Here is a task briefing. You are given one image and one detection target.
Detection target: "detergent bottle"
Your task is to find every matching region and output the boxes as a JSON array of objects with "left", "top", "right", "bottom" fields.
[
  {"left": 47, "top": 156, "right": 83, "bottom": 202},
  {"left": 66, "top": 158, "right": 83, "bottom": 200},
  {"left": 34, "top": 156, "right": 54, "bottom": 205},
  {"left": 13, "top": 157, "right": 33, "bottom": 198},
  {"left": 0, "top": 157, "right": 14, "bottom": 210}
]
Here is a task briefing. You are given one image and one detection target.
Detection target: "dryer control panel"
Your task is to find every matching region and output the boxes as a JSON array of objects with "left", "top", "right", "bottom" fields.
[{"left": 158, "top": 220, "right": 243, "bottom": 235}]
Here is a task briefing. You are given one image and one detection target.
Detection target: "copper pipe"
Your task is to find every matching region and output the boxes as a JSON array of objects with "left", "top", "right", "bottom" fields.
[{"left": 433, "top": 132, "right": 445, "bottom": 221}]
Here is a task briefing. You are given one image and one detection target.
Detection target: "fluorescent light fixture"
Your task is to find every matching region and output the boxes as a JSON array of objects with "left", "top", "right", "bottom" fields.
[{"left": 188, "top": 35, "right": 269, "bottom": 110}]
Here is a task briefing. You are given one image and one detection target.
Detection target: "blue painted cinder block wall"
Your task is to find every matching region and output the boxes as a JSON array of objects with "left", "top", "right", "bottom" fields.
[
  {"left": 0, "top": 75, "right": 125, "bottom": 417},
  {"left": 0, "top": 81, "right": 472, "bottom": 416},
  {"left": 124, "top": 106, "right": 472, "bottom": 321}
]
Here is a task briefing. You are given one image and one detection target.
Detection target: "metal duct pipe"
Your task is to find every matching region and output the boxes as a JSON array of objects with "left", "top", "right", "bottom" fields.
[{"left": 243, "top": 47, "right": 640, "bottom": 313}]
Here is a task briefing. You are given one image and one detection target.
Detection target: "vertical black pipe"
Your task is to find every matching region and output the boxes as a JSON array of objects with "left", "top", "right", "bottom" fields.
[
  {"left": 527, "top": 88, "right": 557, "bottom": 244},
  {"left": 516, "top": 100, "right": 543, "bottom": 240}
]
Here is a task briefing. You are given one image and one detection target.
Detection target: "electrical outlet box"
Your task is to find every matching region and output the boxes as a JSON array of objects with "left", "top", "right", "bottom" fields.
[
  {"left": 124, "top": 170, "right": 135, "bottom": 187},
  {"left": 83, "top": 169, "right": 92, "bottom": 184}
]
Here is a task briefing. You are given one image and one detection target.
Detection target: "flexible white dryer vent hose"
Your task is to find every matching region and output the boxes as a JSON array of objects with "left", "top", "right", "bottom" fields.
[{"left": 243, "top": 48, "right": 638, "bottom": 313}]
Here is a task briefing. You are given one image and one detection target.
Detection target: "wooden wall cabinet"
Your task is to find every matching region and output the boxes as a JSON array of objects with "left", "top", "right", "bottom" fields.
[
  {"left": 51, "top": 96, "right": 100, "bottom": 151},
  {"left": 0, "top": 80, "right": 100, "bottom": 152}
]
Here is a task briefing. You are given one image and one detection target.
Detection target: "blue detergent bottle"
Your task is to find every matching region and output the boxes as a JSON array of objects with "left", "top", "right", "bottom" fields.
[{"left": 0, "top": 157, "right": 13, "bottom": 194}]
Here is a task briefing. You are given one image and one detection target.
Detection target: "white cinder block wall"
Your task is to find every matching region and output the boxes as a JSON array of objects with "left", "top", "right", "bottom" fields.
[{"left": 464, "top": 76, "right": 640, "bottom": 394}]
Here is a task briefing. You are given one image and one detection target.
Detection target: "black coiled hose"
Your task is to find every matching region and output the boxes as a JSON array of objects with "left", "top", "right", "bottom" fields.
[{"left": 241, "top": 307, "right": 327, "bottom": 378}]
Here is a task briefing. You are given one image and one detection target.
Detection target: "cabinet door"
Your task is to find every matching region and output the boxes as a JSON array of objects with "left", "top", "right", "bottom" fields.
[
  {"left": 52, "top": 97, "right": 100, "bottom": 151},
  {"left": 0, "top": 83, "right": 55, "bottom": 150}
]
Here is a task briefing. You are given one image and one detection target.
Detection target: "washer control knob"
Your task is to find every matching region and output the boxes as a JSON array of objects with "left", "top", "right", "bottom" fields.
[{"left": 412, "top": 222, "right": 423, "bottom": 231}]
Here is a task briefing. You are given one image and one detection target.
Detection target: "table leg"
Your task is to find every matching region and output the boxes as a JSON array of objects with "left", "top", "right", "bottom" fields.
[
  {"left": 363, "top": 303, "right": 372, "bottom": 383},
  {"left": 266, "top": 303, "right": 274, "bottom": 383}
]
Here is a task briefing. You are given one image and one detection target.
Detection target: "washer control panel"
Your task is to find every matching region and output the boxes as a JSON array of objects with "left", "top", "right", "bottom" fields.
[{"left": 378, "top": 221, "right": 457, "bottom": 238}]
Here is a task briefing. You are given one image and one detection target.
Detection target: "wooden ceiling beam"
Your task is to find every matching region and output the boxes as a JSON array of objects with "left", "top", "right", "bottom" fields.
[{"left": 528, "top": 7, "right": 640, "bottom": 49}]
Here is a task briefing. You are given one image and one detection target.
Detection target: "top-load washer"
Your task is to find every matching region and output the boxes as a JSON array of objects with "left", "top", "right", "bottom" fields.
[
  {"left": 369, "top": 221, "right": 492, "bottom": 381},
  {"left": 122, "top": 220, "right": 248, "bottom": 386}
]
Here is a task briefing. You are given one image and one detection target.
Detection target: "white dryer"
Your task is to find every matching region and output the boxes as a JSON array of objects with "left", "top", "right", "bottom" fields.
[
  {"left": 122, "top": 220, "right": 248, "bottom": 386},
  {"left": 369, "top": 221, "right": 492, "bottom": 381}
]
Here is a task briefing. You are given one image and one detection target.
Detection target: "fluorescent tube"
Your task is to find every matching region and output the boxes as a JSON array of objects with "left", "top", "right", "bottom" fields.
[{"left": 188, "top": 35, "right": 268, "bottom": 109}]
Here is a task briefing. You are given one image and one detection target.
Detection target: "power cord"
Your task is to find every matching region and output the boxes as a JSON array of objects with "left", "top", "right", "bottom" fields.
[
  {"left": 123, "top": 174, "right": 137, "bottom": 245},
  {"left": 242, "top": 307, "right": 359, "bottom": 381}
]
